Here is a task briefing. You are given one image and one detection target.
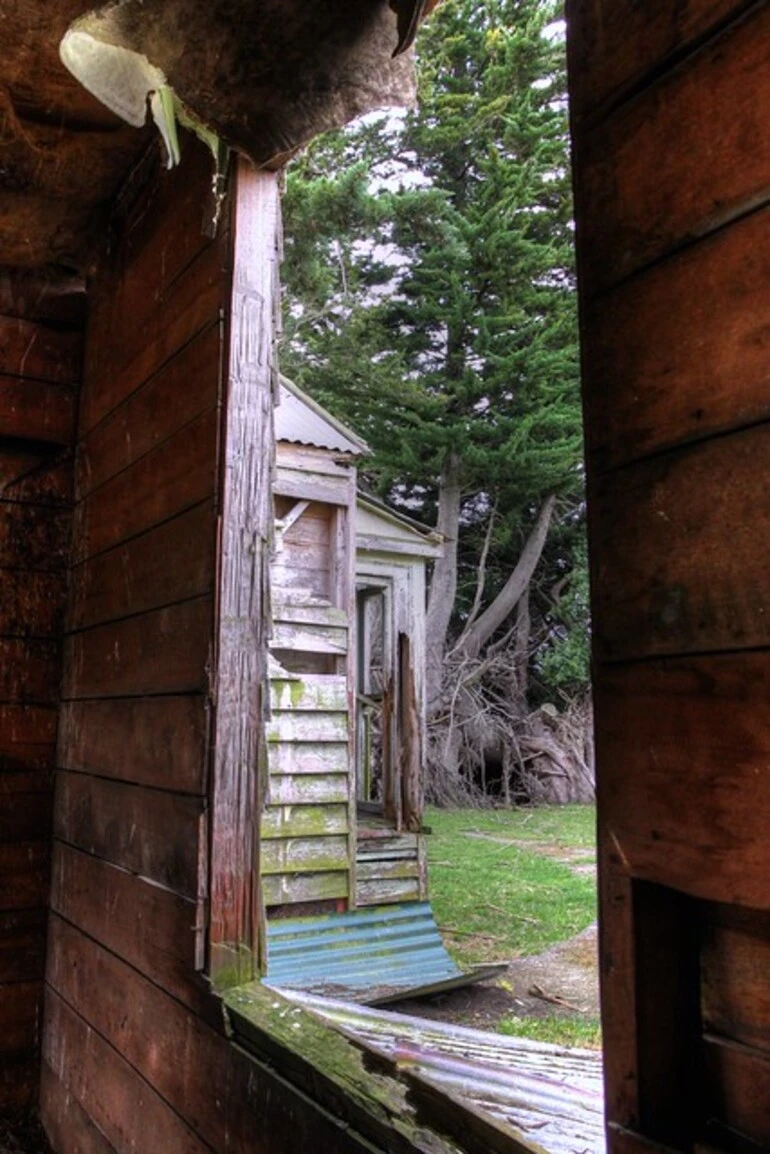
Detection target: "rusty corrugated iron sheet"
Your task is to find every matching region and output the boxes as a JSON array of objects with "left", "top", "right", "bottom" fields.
[
  {"left": 265, "top": 901, "right": 506, "bottom": 1004},
  {"left": 286, "top": 992, "right": 606, "bottom": 1154}
]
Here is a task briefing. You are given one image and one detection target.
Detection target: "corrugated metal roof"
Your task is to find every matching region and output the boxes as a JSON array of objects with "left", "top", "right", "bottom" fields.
[
  {"left": 265, "top": 902, "right": 505, "bottom": 1004},
  {"left": 286, "top": 992, "right": 606, "bottom": 1154},
  {"left": 275, "top": 376, "right": 369, "bottom": 455}
]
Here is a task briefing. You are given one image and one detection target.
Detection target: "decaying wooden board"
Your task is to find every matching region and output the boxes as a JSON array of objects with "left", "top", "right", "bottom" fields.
[
  {"left": 50, "top": 844, "right": 211, "bottom": 1017},
  {"left": 267, "top": 773, "right": 349, "bottom": 806},
  {"left": 567, "top": 0, "right": 751, "bottom": 119},
  {"left": 702, "top": 1034, "right": 770, "bottom": 1146},
  {"left": 574, "top": 3, "right": 770, "bottom": 292},
  {"left": 58, "top": 696, "right": 208, "bottom": 793},
  {"left": 0, "top": 315, "right": 81, "bottom": 385},
  {"left": 209, "top": 164, "right": 279, "bottom": 983},
  {"left": 582, "top": 204, "right": 770, "bottom": 472},
  {"left": 356, "top": 877, "right": 420, "bottom": 906},
  {"left": 40, "top": 1062, "right": 119, "bottom": 1154},
  {"left": 270, "top": 674, "right": 347, "bottom": 712},
  {"left": 261, "top": 836, "right": 349, "bottom": 875},
  {"left": 701, "top": 903, "right": 770, "bottom": 1054},
  {"left": 595, "top": 654, "right": 770, "bottom": 910},
  {"left": 72, "top": 408, "right": 218, "bottom": 563},
  {"left": 268, "top": 741, "right": 349, "bottom": 776},
  {"left": 262, "top": 804, "right": 348, "bottom": 840},
  {"left": 55, "top": 771, "right": 203, "bottom": 898},
  {"left": 0, "top": 377, "right": 76, "bottom": 445},
  {"left": 593, "top": 424, "right": 770, "bottom": 662},
  {"left": 267, "top": 711, "right": 349, "bottom": 744},
  {"left": 263, "top": 872, "right": 349, "bottom": 906}
]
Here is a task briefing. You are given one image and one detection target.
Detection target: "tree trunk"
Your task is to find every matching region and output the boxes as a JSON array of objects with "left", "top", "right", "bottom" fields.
[
  {"left": 456, "top": 494, "right": 556, "bottom": 660},
  {"left": 425, "top": 448, "right": 461, "bottom": 711}
]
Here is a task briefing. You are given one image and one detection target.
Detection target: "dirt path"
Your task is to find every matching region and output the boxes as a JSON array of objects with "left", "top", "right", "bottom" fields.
[{"left": 392, "top": 831, "right": 600, "bottom": 1037}]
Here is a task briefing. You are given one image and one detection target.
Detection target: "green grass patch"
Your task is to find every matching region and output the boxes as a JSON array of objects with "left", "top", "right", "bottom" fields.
[
  {"left": 498, "top": 1014, "right": 602, "bottom": 1050},
  {"left": 425, "top": 805, "right": 597, "bottom": 966}
]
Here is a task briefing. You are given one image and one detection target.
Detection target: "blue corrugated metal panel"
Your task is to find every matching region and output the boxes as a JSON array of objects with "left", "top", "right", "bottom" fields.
[{"left": 265, "top": 901, "right": 505, "bottom": 1004}]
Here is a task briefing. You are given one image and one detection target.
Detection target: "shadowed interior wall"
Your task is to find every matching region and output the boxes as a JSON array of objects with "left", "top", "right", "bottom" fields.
[
  {"left": 568, "top": 2, "right": 770, "bottom": 1150},
  {"left": 0, "top": 274, "right": 82, "bottom": 1110}
]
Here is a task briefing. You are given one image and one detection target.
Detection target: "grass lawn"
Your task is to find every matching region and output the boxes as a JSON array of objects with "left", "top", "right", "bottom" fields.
[{"left": 425, "top": 805, "right": 597, "bottom": 967}]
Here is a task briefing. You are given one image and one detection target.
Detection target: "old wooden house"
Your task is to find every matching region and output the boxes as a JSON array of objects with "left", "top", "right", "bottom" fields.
[
  {"left": 1, "top": 1, "right": 769, "bottom": 1152},
  {"left": 266, "top": 378, "right": 441, "bottom": 918}
]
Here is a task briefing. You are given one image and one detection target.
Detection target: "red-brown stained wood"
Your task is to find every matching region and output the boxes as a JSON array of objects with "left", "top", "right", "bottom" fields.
[
  {"left": 209, "top": 164, "right": 280, "bottom": 982},
  {"left": 702, "top": 1035, "right": 770, "bottom": 1146},
  {"left": 51, "top": 844, "right": 212, "bottom": 1017},
  {"left": 595, "top": 654, "right": 770, "bottom": 910},
  {"left": 0, "top": 377, "right": 76, "bottom": 444},
  {"left": 582, "top": 205, "right": 770, "bottom": 472},
  {"left": 42, "top": 991, "right": 214, "bottom": 1154},
  {"left": 0, "top": 271, "right": 86, "bottom": 327},
  {"left": 72, "top": 408, "right": 218, "bottom": 564},
  {"left": 0, "top": 639, "right": 59, "bottom": 702},
  {"left": 77, "top": 323, "right": 220, "bottom": 498},
  {"left": 0, "top": 451, "right": 72, "bottom": 506},
  {"left": 67, "top": 501, "right": 216, "bottom": 632},
  {"left": 573, "top": 4, "right": 770, "bottom": 293},
  {"left": 606, "top": 1127, "right": 682, "bottom": 1154},
  {"left": 55, "top": 772, "right": 203, "bottom": 898},
  {"left": 47, "top": 917, "right": 392, "bottom": 1154},
  {"left": 592, "top": 425, "right": 770, "bottom": 662},
  {"left": 0, "top": 315, "right": 81, "bottom": 384},
  {"left": 40, "top": 1062, "right": 119, "bottom": 1154},
  {"left": 58, "top": 695, "right": 208, "bottom": 794},
  {"left": 566, "top": 0, "right": 752, "bottom": 119},
  {"left": 0, "top": 910, "right": 46, "bottom": 982},
  {"left": 0, "top": 569, "right": 66, "bottom": 637},
  {"left": 0, "top": 842, "right": 49, "bottom": 910},
  {"left": 61, "top": 597, "right": 212, "bottom": 699},
  {"left": 0, "top": 703, "right": 57, "bottom": 763},
  {"left": 701, "top": 903, "right": 770, "bottom": 1054},
  {"left": 0, "top": 501, "right": 71, "bottom": 568}
]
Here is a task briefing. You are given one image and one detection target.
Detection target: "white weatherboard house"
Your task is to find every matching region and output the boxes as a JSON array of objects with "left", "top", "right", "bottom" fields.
[{"left": 264, "top": 378, "right": 443, "bottom": 922}]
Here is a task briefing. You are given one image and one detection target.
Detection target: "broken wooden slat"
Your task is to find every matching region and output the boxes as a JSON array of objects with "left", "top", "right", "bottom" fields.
[
  {"left": 269, "top": 674, "right": 347, "bottom": 712},
  {"left": 262, "top": 871, "right": 349, "bottom": 906},
  {"left": 356, "top": 877, "right": 420, "bottom": 906}
]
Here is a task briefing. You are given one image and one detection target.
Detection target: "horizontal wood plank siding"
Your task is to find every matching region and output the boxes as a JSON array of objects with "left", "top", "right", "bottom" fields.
[
  {"left": 0, "top": 272, "right": 83, "bottom": 1108},
  {"left": 568, "top": 0, "right": 770, "bottom": 1146}
]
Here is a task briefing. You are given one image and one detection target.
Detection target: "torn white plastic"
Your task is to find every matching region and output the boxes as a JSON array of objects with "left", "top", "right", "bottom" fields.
[{"left": 60, "top": 28, "right": 166, "bottom": 130}]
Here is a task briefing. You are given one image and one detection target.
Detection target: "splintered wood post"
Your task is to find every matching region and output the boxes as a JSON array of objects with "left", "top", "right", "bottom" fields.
[{"left": 209, "top": 161, "right": 281, "bottom": 985}]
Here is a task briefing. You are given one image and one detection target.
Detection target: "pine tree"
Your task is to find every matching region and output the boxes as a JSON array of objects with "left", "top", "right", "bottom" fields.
[{"left": 281, "top": 0, "right": 590, "bottom": 800}]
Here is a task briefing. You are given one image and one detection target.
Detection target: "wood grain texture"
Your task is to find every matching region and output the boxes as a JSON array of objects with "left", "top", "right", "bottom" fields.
[
  {"left": 0, "top": 315, "right": 81, "bottom": 384},
  {"left": 595, "top": 654, "right": 770, "bottom": 910},
  {"left": 51, "top": 844, "right": 211, "bottom": 1016},
  {"left": 77, "top": 323, "right": 220, "bottom": 498},
  {"left": 701, "top": 903, "right": 770, "bottom": 1055},
  {"left": 573, "top": 3, "right": 770, "bottom": 293},
  {"left": 62, "top": 597, "right": 212, "bottom": 699},
  {"left": 72, "top": 408, "right": 218, "bottom": 564},
  {"left": 582, "top": 204, "right": 770, "bottom": 472},
  {"left": 703, "top": 1034, "right": 770, "bottom": 1146},
  {"left": 566, "top": 0, "right": 753, "bottom": 119},
  {"left": 42, "top": 991, "right": 214, "bottom": 1154},
  {"left": 593, "top": 424, "right": 770, "bottom": 662},
  {"left": 0, "top": 842, "right": 49, "bottom": 910},
  {"left": 0, "top": 377, "right": 76, "bottom": 444},
  {"left": 209, "top": 164, "right": 280, "bottom": 982},
  {"left": 67, "top": 500, "right": 216, "bottom": 631},
  {"left": 55, "top": 771, "right": 203, "bottom": 898},
  {"left": 0, "top": 500, "right": 71, "bottom": 569},
  {"left": 40, "top": 1062, "right": 119, "bottom": 1154},
  {"left": 58, "top": 696, "right": 208, "bottom": 793}
]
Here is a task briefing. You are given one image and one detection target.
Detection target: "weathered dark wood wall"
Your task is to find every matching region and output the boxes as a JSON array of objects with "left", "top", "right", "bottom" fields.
[
  {"left": 0, "top": 273, "right": 83, "bottom": 1110},
  {"left": 568, "top": 2, "right": 770, "bottom": 1150},
  {"left": 38, "top": 140, "right": 387, "bottom": 1154}
]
